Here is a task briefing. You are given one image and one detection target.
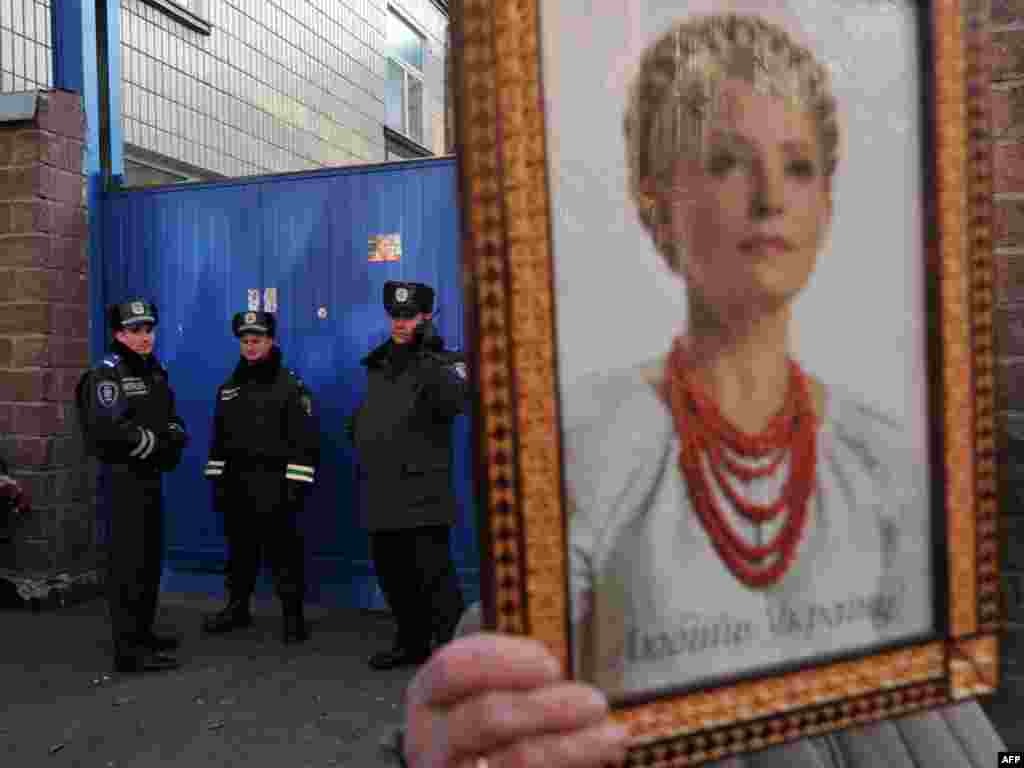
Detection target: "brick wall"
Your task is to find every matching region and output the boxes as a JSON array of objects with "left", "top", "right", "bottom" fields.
[
  {"left": 987, "top": 0, "right": 1024, "bottom": 730},
  {"left": 0, "top": 90, "right": 96, "bottom": 605}
]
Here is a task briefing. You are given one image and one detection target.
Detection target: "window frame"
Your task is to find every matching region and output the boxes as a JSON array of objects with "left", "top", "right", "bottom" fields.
[
  {"left": 385, "top": 5, "right": 427, "bottom": 146},
  {"left": 139, "top": 0, "right": 212, "bottom": 36}
]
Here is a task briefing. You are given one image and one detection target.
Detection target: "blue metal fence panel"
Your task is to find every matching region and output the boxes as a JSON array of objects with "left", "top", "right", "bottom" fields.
[{"left": 99, "top": 158, "right": 478, "bottom": 609}]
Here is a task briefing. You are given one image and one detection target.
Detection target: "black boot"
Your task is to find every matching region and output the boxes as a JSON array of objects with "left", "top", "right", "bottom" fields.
[
  {"left": 368, "top": 645, "right": 431, "bottom": 671},
  {"left": 282, "top": 602, "right": 308, "bottom": 644},
  {"left": 202, "top": 597, "right": 252, "bottom": 634}
]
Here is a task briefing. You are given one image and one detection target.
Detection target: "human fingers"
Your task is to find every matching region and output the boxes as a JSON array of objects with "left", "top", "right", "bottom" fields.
[
  {"left": 408, "top": 633, "right": 563, "bottom": 711},
  {"left": 464, "top": 719, "right": 629, "bottom": 768},
  {"left": 443, "top": 682, "right": 612, "bottom": 758}
]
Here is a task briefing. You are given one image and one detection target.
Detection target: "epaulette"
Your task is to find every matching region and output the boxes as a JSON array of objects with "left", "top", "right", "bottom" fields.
[{"left": 101, "top": 354, "right": 121, "bottom": 368}]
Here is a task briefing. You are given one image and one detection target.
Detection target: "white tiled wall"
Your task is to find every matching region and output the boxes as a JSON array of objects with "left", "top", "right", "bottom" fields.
[
  {"left": 0, "top": 0, "right": 52, "bottom": 92},
  {"left": 0, "top": 0, "right": 447, "bottom": 178}
]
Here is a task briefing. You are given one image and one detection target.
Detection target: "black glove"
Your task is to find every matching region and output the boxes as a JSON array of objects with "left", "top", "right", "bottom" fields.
[
  {"left": 414, "top": 319, "right": 443, "bottom": 353},
  {"left": 156, "top": 422, "right": 188, "bottom": 471}
]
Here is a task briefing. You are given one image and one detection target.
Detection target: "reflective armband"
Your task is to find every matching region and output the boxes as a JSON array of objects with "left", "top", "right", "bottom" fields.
[
  {"left": 130, "top": 428, "right": 157, "bottom": 460},
  {"left": 285, "top": 463, "right": 315, "bottom": 483},
  {"left": 204, "top": 459, "right": 225, "bottom": 477}
]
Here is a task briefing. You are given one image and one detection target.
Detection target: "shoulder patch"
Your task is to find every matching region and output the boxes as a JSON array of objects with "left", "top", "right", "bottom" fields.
[
  {"left": 97, "top": 380, "right": 120, "bottom": 407},
  {"left": 101, "top": 354, "right": 121, "bottom": 368}
]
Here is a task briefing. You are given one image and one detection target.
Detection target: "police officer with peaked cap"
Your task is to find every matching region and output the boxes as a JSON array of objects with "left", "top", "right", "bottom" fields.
[
  {"left": 202, "top": 310, "right": 319, "bottom": 644},
  {"left": 75, "top": 299, "right": 188, "bottom": 674},
  {"left": 348, "top": 281, "right": 468, "bottom": 670}
]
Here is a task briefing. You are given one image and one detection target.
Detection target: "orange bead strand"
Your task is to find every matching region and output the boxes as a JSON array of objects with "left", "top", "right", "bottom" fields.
[{"left": 666, "top": 339, "right": 819, "bottom": 588}]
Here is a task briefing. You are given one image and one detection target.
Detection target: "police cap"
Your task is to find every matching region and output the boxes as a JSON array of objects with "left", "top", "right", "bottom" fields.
[
  {"left": 383, "top": 281, "right": 434, "bottom": 319},
  {"left": 108, "top": 299, "right": 158, "bottom": 331},
  {"left": 232, "top": 310, "right": 276, "bottom": 337}
]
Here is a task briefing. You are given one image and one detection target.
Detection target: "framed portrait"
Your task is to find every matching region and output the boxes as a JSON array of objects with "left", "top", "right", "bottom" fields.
[{"left": 452, "top": 0, "right": 1000, "bottom": 763}]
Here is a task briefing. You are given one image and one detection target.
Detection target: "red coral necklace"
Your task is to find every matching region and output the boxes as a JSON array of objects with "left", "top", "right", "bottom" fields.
[{"left": 665, "top": 338, "right": 819, "bottom": 588}]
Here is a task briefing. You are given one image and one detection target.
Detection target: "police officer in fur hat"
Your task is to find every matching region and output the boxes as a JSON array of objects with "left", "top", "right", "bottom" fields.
[
  {"left": 202, "top": 311, "right": 319, "bottom": 644},
  {"left": 348, "top": 281, "right": 468, "bottom": 670},
  {"left": 75, "top": 299, "right": 188, "bottom": 673}
]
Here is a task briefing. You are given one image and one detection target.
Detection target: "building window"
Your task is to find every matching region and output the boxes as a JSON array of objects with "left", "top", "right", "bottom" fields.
[
  {"left": 140, "top": 0, "right": 212, "bottom": 35},
  {"left": 385, "top": 7, "right": 426, "bottom": 146}
]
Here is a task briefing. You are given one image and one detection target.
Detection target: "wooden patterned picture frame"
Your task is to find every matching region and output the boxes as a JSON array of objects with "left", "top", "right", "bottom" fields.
[{"left": 452, "top": 0, "right": 1000, "bottom": 763}]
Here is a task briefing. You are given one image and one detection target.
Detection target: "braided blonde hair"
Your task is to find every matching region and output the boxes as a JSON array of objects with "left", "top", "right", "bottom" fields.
[{"left": 623, "top": 14, "right": 839, "bottom": 263}]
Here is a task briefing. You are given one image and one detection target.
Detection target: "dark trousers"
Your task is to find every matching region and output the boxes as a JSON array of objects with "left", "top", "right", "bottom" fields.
[
  {"left": 220, "top": 469, "right": 305, "bottom": 606},
  {"left": 370, "top": 525, "right": 465, "bottom": 655},
  {"left": 102, "top": 465, "right": 164, "bottom": 656}
]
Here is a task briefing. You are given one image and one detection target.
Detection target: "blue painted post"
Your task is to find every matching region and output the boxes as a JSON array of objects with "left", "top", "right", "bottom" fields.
[{"left": 50, "top": 0, "right": 123, "bottom": 364}]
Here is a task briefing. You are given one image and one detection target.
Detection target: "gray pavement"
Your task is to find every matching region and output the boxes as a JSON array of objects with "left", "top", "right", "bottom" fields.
[
  {"left": 1, "top": 594, "right": 1020, "bottom": 767},
  {"left": 0, "top": 594, "right": 412, "bottom": 768}
]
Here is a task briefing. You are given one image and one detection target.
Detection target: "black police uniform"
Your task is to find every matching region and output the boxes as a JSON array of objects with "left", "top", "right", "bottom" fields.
[
  {"left": 350, "top": 281, "right": 467, "bottom": 669},
  {"left": 75, "top": 300, "right": 188, "bottom": 673},
  {"left": 202, "top": 311, "right": 319, "bottom": 643}
]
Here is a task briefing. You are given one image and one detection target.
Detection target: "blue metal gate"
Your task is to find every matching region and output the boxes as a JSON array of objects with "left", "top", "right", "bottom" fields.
[{"left": 97, "top": 157, "right": 478, "bottom": 609}]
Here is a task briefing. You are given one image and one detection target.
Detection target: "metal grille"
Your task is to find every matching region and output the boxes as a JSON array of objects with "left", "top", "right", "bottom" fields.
[{"left": 0, "top": 0, "right": 53, "bottom": 93}]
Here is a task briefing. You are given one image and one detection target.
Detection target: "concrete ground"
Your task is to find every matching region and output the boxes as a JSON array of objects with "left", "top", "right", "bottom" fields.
[
  {"left": 1, "top": 594, "right": 1020, "bottom": 767},
  {"left": 0, "top": 594, "right": 413, "bottom": 768}
]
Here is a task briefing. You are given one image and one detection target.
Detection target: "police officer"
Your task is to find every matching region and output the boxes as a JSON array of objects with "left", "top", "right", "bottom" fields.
[
  {"left": 76, "top": 299, "right": 188, "bottom": 673},
  {"left": 202, "top": 311, "right": 318, "bottom": 644},
  {"left": 349, "top": 281, "right": 468, "bottom": 670}
]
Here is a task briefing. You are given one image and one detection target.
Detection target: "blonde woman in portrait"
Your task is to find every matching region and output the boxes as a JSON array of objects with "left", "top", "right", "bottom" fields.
[
  {"left": 564, "top": 13, "right": 931, "bottom": 698},
  {"left": 396, "top": 12, "right": 1005, "bottom": 768}
]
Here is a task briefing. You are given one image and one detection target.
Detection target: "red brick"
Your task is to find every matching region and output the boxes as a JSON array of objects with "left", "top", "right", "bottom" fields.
[
  {"left": 0, "top": 303, "right": 54, "bottom": 334},
  {"left": 995, "top": 198, "right": 1024, "bottom": 247},
  {"left": 50, "top": 202, "right": 87, "bottom": 238},
  {"left": 995, "top": 143, "right": 1024, "bottom": 194},
  {"left": 54, "top": 237, "right": 87, "bottom": 273},
  {"left": 0, "top": 370, "right": 50, "bottom": 401},
  {"left": 0, "top": 268, "right": 60, "bottom": 302},
  {"left": 47, "top": 338, "right": 88, "bottom": 368},
  {"left": 0, "top": 234, "right": 52, "bottom": 267},
  {"left": 44, "top": 369, "right": 81, "bottom": 402},
  {"left": 0, "top": 133, "right": 12, "bottom": 166},
  {"left": 38, "top": 166, "right": 84, "bottom": 205},
  {"left": 0, "top": 435, "right": 50, "bottom": 466},
  {"left": 59, "top": 271, "right": 88, "bottom": 305},
  {"left": 10, "top": 336, "right": 49, "bottom": 367},
  {"left": 1000, "top": 360, "right": 1024, "bottom": 409},
  {"left": 8, "top": 200, "right": 53, "bottom": 233},
  {"left": 4, "top": 402, "right": 69, "bottom": 436},
  {"left": 64, "top": 139, "right": 84, "bottom": 175},
  {"left": 35, "top": 91, "right": 84, "bottom": 141},
  {"left": 9, "top": 130, "right": 62, "bottom": 167},
  {"left": 0, "top": 167, "right": 44, "bottom": 201},
  {"left": 993, "top": 0, "right": 1024, "bottom": 23},
  {"left": 992, "top": 85, "right": 1024, "bottom": 141},
  {"left": 993, "top": 30, "right": 1024, "bottom": 80},
  {"left": 54, "top": 306, "right": 89, "bottom": 339}
]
